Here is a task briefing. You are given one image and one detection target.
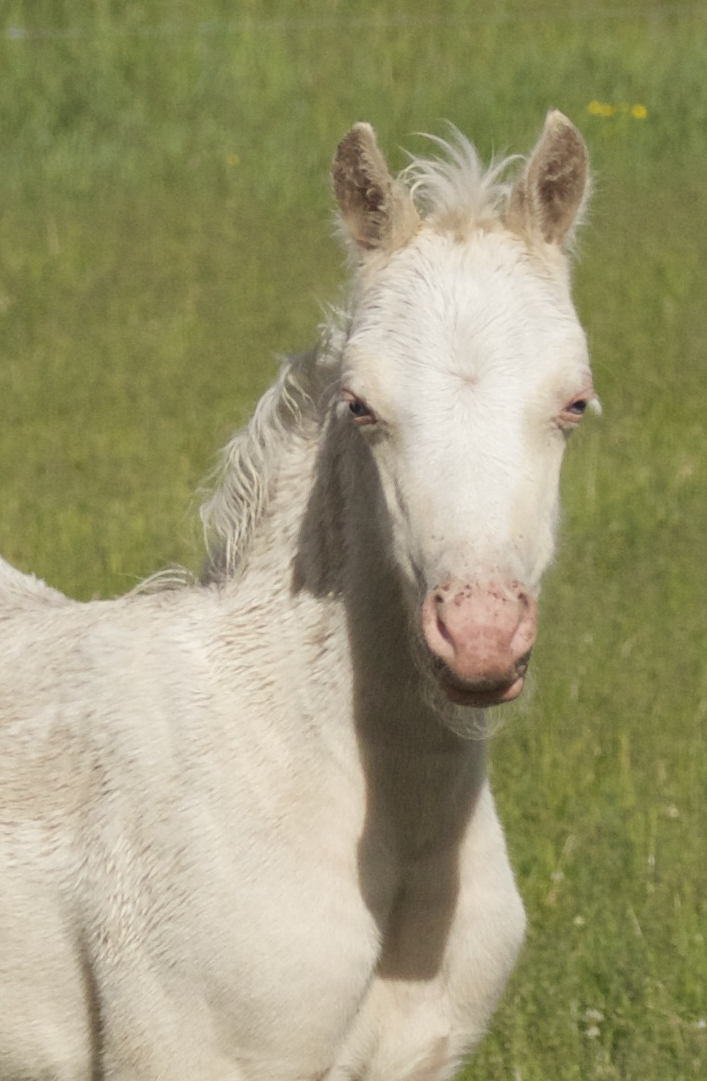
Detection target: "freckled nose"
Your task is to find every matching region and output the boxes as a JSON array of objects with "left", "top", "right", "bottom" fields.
[{"left": 422, "top": 579, "right": 537, "bottom": 687}]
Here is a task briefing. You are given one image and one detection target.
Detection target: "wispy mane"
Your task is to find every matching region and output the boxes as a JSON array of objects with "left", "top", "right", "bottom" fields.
[
  {"left": 200, "top": 330, "right": 342, "bottom": 580},
  {"left": 403, "top": 129, "right": 521, "bottom": 234}
]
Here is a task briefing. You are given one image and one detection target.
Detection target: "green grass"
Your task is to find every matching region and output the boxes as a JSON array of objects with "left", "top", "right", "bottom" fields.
[{"left": 0, "top": 2, "right": 705, "bottom": 1077}]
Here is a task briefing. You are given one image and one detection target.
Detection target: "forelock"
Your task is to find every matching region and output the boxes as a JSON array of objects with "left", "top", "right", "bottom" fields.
[{"left": 401, "top": 129, "right": 521, "bottom": 237}]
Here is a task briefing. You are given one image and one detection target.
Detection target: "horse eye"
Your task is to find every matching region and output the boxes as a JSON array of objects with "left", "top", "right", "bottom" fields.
[
  {"left": 558, "top": 393, "right": 594, "bottom": 431},
  {"left": 349, "top": 399, "right": 370, "bottom": 419},
  {"left": 342, "top": 392, "right": 376, "bottom": 426}
]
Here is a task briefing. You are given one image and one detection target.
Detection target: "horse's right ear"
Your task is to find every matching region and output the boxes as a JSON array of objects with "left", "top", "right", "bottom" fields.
[
  {"left": 506, "top": 111, "right": 590, "bottom": 250},
  {"left": 332, "top": 123, "right": 420, "bottom": 255}
]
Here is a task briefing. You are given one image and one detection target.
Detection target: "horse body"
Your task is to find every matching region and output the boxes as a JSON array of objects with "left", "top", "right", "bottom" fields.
[
  {"left": 0, "top": 112, "right": 594, "bottom": 1080},
  {"left": 0, "top": 556, "right": 513, "bottom": 1081}
]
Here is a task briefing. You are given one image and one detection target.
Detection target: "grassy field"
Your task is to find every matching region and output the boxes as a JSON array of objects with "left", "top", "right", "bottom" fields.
[{"left": 0, "top": 1, "right": 705, "bottom": 1078}]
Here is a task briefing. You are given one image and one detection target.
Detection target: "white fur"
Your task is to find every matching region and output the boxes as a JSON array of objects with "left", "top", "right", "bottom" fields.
[{"left": 0, "top": 115, "right": 592, "bottom": 1079}]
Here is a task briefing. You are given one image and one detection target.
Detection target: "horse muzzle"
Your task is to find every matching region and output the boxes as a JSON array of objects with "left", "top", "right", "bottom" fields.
[{"left": 422, "top": 579, "right": 537, "bottom": 708}]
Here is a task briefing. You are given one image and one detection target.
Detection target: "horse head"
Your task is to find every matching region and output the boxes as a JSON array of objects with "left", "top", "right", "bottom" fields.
[{"left": 332, "top": 114, "right": 596, "bottom": 709}]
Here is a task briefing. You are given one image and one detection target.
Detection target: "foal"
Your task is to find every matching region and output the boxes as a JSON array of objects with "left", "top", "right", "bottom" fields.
[{"left": 0, "top": 111, "right": 594, "bottom": 1080}]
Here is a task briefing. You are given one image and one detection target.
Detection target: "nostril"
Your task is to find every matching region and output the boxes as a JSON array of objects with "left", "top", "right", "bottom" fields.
[
  {"left": 436, "top": 614, "right": 453, "bottom": 647},
  {"left": 515, "top": 648, "right": 533, "bottom": 676}
]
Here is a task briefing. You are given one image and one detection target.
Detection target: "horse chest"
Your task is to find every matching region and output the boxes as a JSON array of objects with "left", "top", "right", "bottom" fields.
[
  {"left": 188, "top": 760, "right": 470, "bottom": 1077},
  {"left": 185, "top": 824, "right": 387, "bottom": 1076}
]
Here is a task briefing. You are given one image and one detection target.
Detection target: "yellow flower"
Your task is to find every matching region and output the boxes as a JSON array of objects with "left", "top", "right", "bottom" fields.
[
  {"left": 587, "top": 100, "right": 648, "bottom": 120},
  {"left": 226, "top": 152, "right": 240, "bottom": 167},
  {"left": 587, "top": 100, "right": 615, "bottom": 117}
]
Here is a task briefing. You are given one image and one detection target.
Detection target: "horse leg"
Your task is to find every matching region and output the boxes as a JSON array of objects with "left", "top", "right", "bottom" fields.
[{"left": 326, "top": 782, "right": 526, "bottom": 1081}]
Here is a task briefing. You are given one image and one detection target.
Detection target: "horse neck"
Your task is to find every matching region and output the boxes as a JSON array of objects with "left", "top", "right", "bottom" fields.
[{"left": 234, "top": 434, "right": 321, "bottom": 591}]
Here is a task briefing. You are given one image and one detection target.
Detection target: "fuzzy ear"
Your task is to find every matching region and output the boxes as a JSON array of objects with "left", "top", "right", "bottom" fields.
[
  {"left": 332, "top": 122, "right": 420, "bottom": 253},
  {"left": 506, "top": 111, "right": 590, "bottom": 248}
]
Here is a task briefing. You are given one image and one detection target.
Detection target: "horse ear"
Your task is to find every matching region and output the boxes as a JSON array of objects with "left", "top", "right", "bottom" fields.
[
  {"left": 332, "top": 123, "right": 420, "bottom": 254},
  {"left": 506, "top": 111, "right": 590, "bottom": 248}
]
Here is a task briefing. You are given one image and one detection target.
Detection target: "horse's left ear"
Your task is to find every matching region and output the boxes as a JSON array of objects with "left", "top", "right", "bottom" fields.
[
  {"left": 332, "top": 123, "right": 420, "bottom": 254},
  {"left": 506, "top": 111, "right": 590, "bottom": 249}
]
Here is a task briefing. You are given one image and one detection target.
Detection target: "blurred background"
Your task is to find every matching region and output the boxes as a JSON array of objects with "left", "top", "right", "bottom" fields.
[{"left": 0, "top": 2, "right": 704, "bottom": 1078}]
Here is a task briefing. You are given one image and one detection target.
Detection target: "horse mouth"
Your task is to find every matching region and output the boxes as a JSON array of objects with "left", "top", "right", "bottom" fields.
[{"left": 429, "top": 651, "right": 532, "bottom": 708}]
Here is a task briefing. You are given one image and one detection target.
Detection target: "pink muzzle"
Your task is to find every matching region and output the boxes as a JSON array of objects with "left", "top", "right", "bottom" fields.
[{"left": 422, "top": 580, "right": 537, "bottom": 707}]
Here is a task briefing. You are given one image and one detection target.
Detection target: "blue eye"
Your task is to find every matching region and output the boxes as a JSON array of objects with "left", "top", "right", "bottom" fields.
[{"left": 559, "top": 391, "right": 596, "bottom": 430}]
